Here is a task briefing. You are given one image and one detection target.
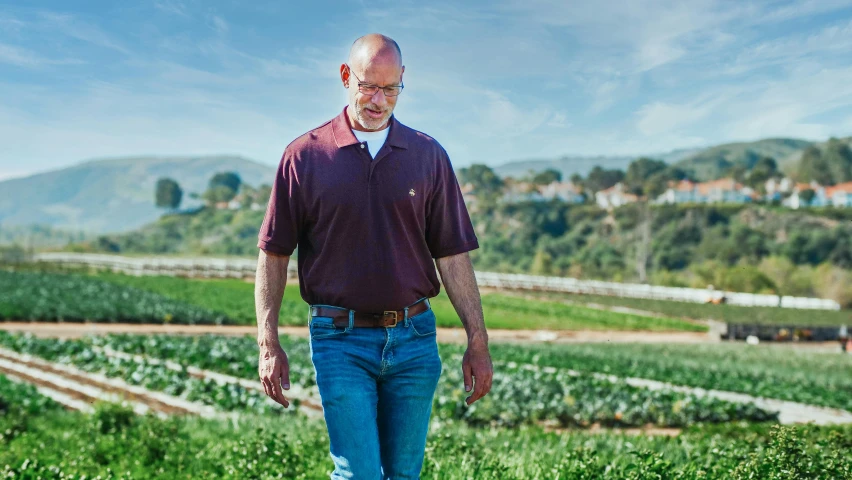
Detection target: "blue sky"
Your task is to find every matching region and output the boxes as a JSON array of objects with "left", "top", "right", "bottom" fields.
[{"left": 2, "top": 0, "right": 852, "bottom": 180}]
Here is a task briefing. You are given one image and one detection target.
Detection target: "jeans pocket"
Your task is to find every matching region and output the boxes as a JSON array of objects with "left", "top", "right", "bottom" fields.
[
  {"left": 309, "top": 316, "right": 348, "bottom": 340},
  {"left": 409, "top": 309, "right": 437, "bottom": 337}
]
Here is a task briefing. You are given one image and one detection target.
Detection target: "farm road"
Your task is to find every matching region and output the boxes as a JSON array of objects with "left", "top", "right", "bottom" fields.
[{"left": 0, "top": 321, "right": 715, "bottom": 344}]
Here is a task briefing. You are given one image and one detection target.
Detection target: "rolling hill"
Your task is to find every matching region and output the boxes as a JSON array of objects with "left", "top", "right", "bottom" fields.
[
  {"left": 673, "top": 138, "right": 813, "bottom": 181},
  {"left": 0, "top": 156, "right": 276, "bottom": 234}
]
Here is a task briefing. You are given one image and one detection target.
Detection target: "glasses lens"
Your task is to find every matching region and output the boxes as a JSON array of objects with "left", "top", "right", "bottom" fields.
[
  {"left": 383, "top": 86, "right": 402, "bottom": 97},
  {"left": 358, "top": 85, "right": 379, "bottom": 95}
]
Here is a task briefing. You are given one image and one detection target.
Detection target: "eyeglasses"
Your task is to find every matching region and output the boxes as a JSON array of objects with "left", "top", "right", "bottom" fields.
[{"left": 347, "top": 65, "right": 404, "bottom": 97}]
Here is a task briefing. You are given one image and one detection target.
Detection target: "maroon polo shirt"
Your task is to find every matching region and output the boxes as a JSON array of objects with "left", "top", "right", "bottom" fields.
[{"left": 257, "top": 106, "right": 479, "bottom": 314}]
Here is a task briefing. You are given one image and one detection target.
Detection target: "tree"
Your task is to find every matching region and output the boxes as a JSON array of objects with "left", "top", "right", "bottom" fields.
[
  {"left": 209, "top": 171, "right": 242, "bottom": 192},
  {"left": 155, "top": 177, "right": 182, "bottom": 211},
  {"left": 797, "top": 146, "right": 833, "bottom": 185},
  {"left": 823, "top": 138, "right": 852, "bottom": 184},
  {"left": 584, "top": 166, "right": 625, "bottom": 193},
  {"left": 747, "top": 156, "right": 778, "bottom": 189},
  {"left": 569, "top": 173, "right": 583, "bottom": 188},
  {"left": 531, "top": 168, "right": 562, "bottom": 185},
  {"left": 203, "top": 185, "right": 238, "bottom": 204},
  {"left": 203, "top": 172, "right": 242, "bottom": 205},
  {"left": 625, "top": 157, "right": 667, "bottom": 195},
  {"left": 799, "top": 188, "right": 816, "bottom": 206},
  {"left": 458, "top": 164, "right": 504, "bottom": 198},
  {"left": 530, "top": 247, "right": 553, "bottom": 275}
]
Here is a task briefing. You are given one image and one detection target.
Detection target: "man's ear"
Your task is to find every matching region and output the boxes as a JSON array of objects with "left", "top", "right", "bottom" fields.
[{"left": 340, "top": 63, "right": 349, "bottom": 88}]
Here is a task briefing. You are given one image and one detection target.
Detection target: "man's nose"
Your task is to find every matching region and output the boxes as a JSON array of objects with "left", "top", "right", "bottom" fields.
[{"left": 370, "top": 89, "right": 388, "bottom": 107}]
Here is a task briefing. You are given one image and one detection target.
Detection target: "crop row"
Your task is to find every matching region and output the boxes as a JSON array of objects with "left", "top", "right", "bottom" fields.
[
  {"left": 481, "top": 341, "right": 852, "bottom": 411},
  {"left": 0, "top": 373, "right": 63, "bottom": 417},
  {"left": 0, "top": 333, "right": 294, "bottom": 416},
  {"left": 58, "top": 332, "right": 780, "bottom": 428},
  {"left": 0, "top": 394, "right": 850, "bottom": 479},
  {"left": 0, "top": 270, "right": 230, "bottom": 324}
]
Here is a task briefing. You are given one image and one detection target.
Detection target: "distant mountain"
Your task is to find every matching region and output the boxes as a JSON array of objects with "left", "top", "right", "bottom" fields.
[
  {"left": 0, "top": 156, "right": 276, "bottom": 234},
  {"left": 493, "top": 155, "right": 636, "bottom": 179},
  {"left": 491, "top": 146, "right": 707, "bottom": 181},
  {"left": 674, "top": 138, "right": 813, "bottom": 181}
]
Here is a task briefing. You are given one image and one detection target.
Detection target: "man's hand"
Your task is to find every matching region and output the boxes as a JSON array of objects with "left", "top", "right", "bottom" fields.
[
  {"left": 462, "top": 337, "right": 492, "bottom": 405},
  {"left": 258, "top": 342, "right": 291, "bottom": 408}
]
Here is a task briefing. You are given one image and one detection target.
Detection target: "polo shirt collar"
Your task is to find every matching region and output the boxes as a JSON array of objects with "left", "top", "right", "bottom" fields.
[{"left": 332, "top": 106, "right": 408, "bottom": 150}]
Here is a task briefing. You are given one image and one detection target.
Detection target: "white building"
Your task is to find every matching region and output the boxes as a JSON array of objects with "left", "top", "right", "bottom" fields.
[
  {"left": 655, "top": 178, "right": 753, "bottom": 205},
  {"left": 538, "top": 181, "right": 585, "bottom": 203},
  {"left": 596, "top": 183, "right": 638, "bottom": 209}
]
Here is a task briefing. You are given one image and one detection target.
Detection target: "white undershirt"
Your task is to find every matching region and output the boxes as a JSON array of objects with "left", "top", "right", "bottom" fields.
[{"left": 352, "top": 127, "right": 389, "bottom": 160}]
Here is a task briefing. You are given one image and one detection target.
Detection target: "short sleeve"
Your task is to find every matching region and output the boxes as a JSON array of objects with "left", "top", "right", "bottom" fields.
[
  {"left": 257, "top": 150, "right": 304, "bottom": 256},
  {"left": 425, "top": 148, "right": 480, "bottom": 259}
]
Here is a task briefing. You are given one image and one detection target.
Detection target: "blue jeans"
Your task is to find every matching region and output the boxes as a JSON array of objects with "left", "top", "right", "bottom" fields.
[{"left": 308, "top": 297, "right": 443, "bottom": 479}]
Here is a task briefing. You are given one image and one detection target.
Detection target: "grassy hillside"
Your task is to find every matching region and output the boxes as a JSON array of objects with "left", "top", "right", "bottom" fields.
[
  {"left": 674, "top": 138, "right": 812, "bottom": 181},
  {"left": 0, "top": 155, "right": 276, "bottom": 234},
  {"left": 67, "top": 206, "right": 268, "bottom": 256}
]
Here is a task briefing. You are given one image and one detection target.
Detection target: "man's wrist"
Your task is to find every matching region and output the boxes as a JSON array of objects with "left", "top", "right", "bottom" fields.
[
  {"left": 257, "top": 333, "right": 280, "bottom": 348},
  {"left": 467, "top": 331, "right": 489, "bottom": 348}
]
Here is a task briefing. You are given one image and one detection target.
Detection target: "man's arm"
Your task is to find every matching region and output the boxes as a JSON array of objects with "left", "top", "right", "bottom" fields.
[
  {"left": 435, "top": 251, "right": 492, "bottom": 405},
  {"left": 255, "top": 248, "right": 292, "bottom": 407},
  {"left": 435, "top": 252, "right": 487, "bottom": 344}
]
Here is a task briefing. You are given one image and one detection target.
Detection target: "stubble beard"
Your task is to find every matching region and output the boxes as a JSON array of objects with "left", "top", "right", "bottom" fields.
[{"left": 354, "top": 101, "right": 391, "bottom": 131}]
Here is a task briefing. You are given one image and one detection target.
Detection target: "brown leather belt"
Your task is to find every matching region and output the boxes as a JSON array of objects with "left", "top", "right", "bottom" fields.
[{"left": 310, "top": 299, "right": 430, "bottom": 328}]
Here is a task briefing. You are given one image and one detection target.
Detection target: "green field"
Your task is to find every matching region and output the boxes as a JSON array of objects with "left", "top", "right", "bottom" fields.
[
  {"left": 481, "top": 341, "right": 852, "bottom": 411},
  {"left": 0, "top": 331, "right": 771, "bottom": 428},
  {"left": 1, "top": 369, "right": 851, "bottom": 478},
  {"left": 517, "top": 289, "right": 852, "bottom": 326},
  {"left": 92, "top": 271, "right": 706, "bottom": 331}
]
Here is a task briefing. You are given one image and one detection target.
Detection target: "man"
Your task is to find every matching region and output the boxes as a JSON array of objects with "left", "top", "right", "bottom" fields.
[{"left": 254, "top": 33, "right": 493, "bottom": 479}]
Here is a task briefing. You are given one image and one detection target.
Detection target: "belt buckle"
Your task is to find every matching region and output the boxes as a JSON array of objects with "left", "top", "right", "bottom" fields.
[{"left": 383, "top": 311, "right": 398, "bottom": 327}]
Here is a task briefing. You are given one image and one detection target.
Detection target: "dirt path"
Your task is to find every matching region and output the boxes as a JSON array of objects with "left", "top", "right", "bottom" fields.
[
  {"left": 0, "top": 321, "right": 716, "bottom": 344},
  {"left": 0, "top": 347, "right": 218, "bottom": 417}
]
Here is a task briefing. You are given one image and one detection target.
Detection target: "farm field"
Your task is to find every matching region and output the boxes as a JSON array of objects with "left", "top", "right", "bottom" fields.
[
  {"left": 2, "top": 269, "right": 851, "bottom": 477},
  {"left": 0, "top": 383, "right": 849, "bottom": 479},
  {"left": 485, "top": 341, "right": 852, "bottom": 411},
  {"left": 1, "top": 269, "right": 708, "bottom": 332},
  {"left": 1, "top": 331, "right": 851, "bottom": 478},
  {"left": 513, "top": 289, "right": 852, "bottom": 326},
  {"left": 0, "top": 331, "right": 774, "bottom": 428}
]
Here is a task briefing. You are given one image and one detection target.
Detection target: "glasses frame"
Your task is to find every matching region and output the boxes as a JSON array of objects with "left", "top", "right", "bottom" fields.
[{"left": 346, "top": 65, "right": 404, "bottom": 97}]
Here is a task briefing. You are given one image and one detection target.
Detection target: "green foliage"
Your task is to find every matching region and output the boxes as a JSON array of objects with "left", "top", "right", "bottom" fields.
[
  {"left": 675, "top": 137, "right": 811, "bottom": 181},
  {"left": 1, "top": 333, "right": 851, "bottom": 478},
  {"left": 0, "top": 374, "right": 62, "bottom": 416},
  {"left": 488, "top": 341, "right": 852, "bottom": 411},
  {"left": 208, "top": 171, "right": 242, "bottom": 192},
  {"left": 458, "top": 163, "right": 504, "bottom": 202},
  {"left": 8, "top": 331, "right": 773, "bottom": 428},
  {"left": 585, "top": 165, "right": 625, "bottom": 193},
  {"left": 0, "top": 270, "right": 230, "bottom": 324},
  {"left": 797, "top": 138, "right": 852, "bottom": 185},
  {"left": 530, "top": 168, "right": 562, "bottom": 185},
  {"left": 154, "top": 177, "right": 182, "bottom": 210}
]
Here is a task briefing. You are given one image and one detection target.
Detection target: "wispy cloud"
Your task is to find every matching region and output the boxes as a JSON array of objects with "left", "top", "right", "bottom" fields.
[
  {"left": 2, "top": 0, "right": 852, "bottom": 178},
  {"left": 154, "top": 0, "right": 190, "bottom": 17},
  {"left": 0, "top": 42, "right": 82, "bottom": 68},
  {"left": 37, "top": 11, "right": 130, "bottom": 54}
]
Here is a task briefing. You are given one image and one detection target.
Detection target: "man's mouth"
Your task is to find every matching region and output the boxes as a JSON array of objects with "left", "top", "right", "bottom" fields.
[{"left": 364, "top": 107, "right": 384, "bottom": 119}]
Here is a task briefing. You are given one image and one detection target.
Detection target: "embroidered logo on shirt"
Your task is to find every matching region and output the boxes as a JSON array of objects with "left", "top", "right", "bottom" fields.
[{"left": 409, "top": 189, "right": 416, "bottom": 197}]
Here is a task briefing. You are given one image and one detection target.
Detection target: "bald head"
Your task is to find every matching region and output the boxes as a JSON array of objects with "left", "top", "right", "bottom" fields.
[
  {"left": 341, "top": 34, "right": 405, "bottom": 131},
  {"left": 348, "top": 33, "right": 402, "bottom": 70}
]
